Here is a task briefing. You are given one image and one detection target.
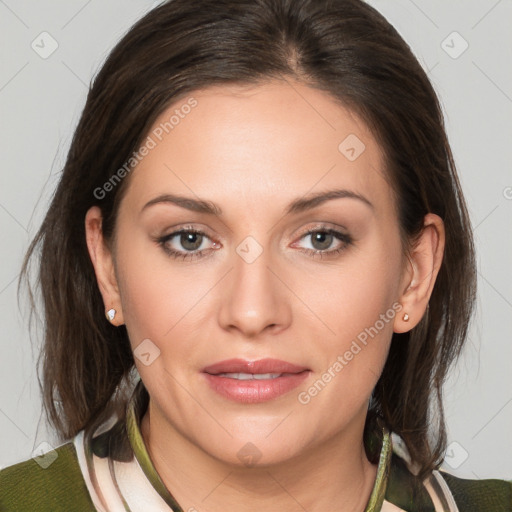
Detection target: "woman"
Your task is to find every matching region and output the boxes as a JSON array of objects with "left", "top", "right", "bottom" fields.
[{"left": 1, "top": 0, "right": 510, "bottom": 510}]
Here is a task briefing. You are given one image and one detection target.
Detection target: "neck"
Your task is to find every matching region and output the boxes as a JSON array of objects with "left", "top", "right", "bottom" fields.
[{"left": 140, "top": 402, "right": 379, "bottom": 512}]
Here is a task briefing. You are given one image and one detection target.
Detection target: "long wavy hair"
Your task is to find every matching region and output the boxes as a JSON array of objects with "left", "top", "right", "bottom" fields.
[{"left": 20, "top": 0, "right": 476, "bottom": 481}]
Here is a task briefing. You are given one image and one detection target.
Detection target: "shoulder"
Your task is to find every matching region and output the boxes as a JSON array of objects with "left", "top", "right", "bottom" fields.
[
  {"left": 440, "top": 470, "right": 512, "bottom": 511},
  {"left": 387, "top": 448, "right": 512, "bottom": 511},
  {"left": 0, "top": 440, "right": 96, "bottom": 511}
]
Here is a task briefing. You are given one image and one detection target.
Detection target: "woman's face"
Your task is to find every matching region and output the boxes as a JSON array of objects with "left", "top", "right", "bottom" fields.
[{"left": 107, "top": 80, "right": 409, "bottom": 465}]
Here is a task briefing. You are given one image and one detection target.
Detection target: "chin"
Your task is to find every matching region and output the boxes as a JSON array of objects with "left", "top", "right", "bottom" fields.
[{"left": 188, "top": 418, "right": 314, "bottom": 469}]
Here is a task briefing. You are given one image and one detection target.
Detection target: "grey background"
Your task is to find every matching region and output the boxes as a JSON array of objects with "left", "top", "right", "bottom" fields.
[{"left": 0, "top": 0, "right": 511, "bottom": 481}]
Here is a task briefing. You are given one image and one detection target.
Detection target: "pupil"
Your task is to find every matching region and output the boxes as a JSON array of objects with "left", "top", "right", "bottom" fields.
[
  {"left": 181, "top": 233, "right": 202, "bottom": 251},
  {"left": 312, "top": 232, "right": 332, "bottom": 251}
]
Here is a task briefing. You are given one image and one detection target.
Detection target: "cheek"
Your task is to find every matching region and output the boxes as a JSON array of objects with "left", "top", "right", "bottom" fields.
[
  {"left": 299, "top": 230, "right": 402, "bottom": 397},
  {"left": 114, "top": 233, "right": 202, "bottom": 351},
  {"left": 313, "top": 232, "right": 402, "bottom": 337}
]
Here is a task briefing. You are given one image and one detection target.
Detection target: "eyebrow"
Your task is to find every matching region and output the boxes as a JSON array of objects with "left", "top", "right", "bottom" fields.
[{"left": 140, "top": 188, "right": 374, "bottom": 216}]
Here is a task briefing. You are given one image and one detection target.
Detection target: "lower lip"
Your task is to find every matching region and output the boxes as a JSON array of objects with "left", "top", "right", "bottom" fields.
[{"left": 203, "top": 372, "right": 310, "bottom": 403}]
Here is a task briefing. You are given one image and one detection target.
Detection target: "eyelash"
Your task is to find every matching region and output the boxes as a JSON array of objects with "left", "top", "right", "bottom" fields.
[{"left": 156, "top": 225, "right": 353, "bottom": 262}]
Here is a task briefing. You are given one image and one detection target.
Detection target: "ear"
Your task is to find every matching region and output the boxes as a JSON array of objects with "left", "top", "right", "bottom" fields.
[
  {"left": 394, "top": 213, "right": 445, "bottom": 333},
  {"left": 85, "top": 206, "right": 124, "bottom": 326}
]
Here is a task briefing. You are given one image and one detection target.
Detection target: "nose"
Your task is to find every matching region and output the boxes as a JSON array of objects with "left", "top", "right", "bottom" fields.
[{"left": 217, "top": 241, "right": 292, "bottom": 338}]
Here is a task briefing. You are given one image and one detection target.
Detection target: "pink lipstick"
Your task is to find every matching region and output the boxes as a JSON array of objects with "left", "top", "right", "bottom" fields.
[{"left": 202, "top": 358, "right": 310, "bottom": 403}]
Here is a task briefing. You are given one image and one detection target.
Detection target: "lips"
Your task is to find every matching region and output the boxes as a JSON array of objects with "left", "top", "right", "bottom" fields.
[{"left": 202, "top": 358, "right": 310, "bottom": 403}]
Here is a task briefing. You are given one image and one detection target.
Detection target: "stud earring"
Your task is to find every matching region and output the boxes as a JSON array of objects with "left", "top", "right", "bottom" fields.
[
  {"left": 106, "top": 308, "right": 116, "bottom": 322},
  {"left": 403, "top": 313, "right": 409, "bottom": 322}
]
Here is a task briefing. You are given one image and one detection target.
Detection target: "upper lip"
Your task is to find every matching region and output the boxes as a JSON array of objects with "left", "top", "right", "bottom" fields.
[{"left": 202, "top": 358, "right": 309, "bottom": 375}]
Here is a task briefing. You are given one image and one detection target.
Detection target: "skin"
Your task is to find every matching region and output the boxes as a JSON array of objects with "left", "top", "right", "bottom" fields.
[{"left": 85, "top": 79, "right": 445, "bottom": 512}]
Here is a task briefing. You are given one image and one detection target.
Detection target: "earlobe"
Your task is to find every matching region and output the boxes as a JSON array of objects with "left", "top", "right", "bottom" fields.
[
  {"left": 85, "top": 206, "right": 124, "bottom": 326},
  {"left": 394, "top": 213, "right": 445, "bottom": 333}
]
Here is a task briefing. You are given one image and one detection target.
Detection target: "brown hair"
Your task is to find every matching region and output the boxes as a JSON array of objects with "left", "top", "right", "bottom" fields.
[{"left": 20, "top": 0, "right": 476, "bottom": 481}]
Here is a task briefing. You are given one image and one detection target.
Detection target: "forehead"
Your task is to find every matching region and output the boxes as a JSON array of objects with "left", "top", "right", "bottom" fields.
[{"left": 122, "top": 79, "right": 393, "bottom": 218}]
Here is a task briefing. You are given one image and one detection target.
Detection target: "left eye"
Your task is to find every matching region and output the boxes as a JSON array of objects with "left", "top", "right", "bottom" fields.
[
  {"left": 293, "top": 228, "right": 352, "bottom": 256},
  {"left": 299, "top": 230, "right": 339, "bottom": 251}
]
